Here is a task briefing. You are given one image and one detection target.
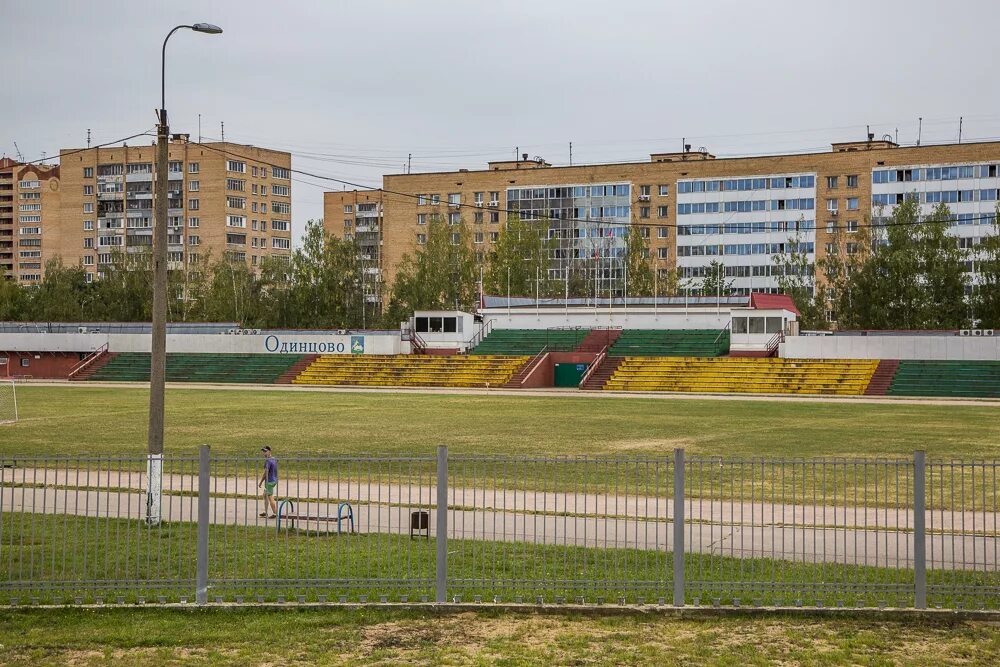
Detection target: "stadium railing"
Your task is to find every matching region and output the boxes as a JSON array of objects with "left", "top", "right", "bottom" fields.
[{"left": 1, "top": 448, "right": 996, "bottom": 611}]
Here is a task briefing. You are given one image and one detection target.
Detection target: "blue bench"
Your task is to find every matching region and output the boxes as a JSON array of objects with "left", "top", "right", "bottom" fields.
[{"left": 275, "top": 499, "right": 355, "bottom": 533}]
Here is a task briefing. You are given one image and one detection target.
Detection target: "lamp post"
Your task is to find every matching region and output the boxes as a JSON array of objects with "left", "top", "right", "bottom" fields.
[{"left": 147, "top": 22, "right": 222, "bottom": 526}]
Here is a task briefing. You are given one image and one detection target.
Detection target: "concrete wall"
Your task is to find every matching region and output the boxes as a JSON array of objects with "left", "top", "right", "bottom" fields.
[
  {"left": 0, "top": 332, "right": 403, "bottom": 355},
  {"left": 781, "top": 335, "right": 1000, "bottom": 360},
  {"left": 482, "top": 307, "right": 730, "bottom": 332}
]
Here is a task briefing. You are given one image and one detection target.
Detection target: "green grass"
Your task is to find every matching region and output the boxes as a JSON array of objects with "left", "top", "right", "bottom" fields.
[
  {"left": 3, "top": 514, "right": 995, "bottom": 610},
  {"left": 6, "top": 385, "right": 1000, "bottom": 460},
  {"left": 1, "top": 607, "right": 998, "bottom": 666}
]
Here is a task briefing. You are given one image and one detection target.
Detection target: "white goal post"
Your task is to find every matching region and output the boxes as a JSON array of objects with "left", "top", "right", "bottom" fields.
[{"left": 0, "top": 380, "right": 17, "bottom": 425}]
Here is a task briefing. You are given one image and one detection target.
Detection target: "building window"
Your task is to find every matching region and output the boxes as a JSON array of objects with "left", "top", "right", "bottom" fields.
[
  {"left": 474, "top": 232, "right": 484, "bottom": 244},
  {"left": 271, "top": 202, "right": 290, "bottom": 214},
  {"left": 272, "top": 167, "right": 290, "bottom": 180},
  {"left": 826, "top": 221, "right": 838, "bottom": 233},
  {"left": 83, "top": 167, "right": 94, "bottom": 178},
  {"left": 227, "top": 160, "right": 246, "bottom": 173},
  {"left": 83, "top": 202, "right": 94, "bottom": 213},
  {"left": 846, "top": 220, "right": 859, "bottom": 233},
  {"left": 272, "top": 184, "right": 289, "bottom": 197},
  {"left": 448, "top": 212, "right": 461, "bottom": 225},
  {"left": 227, "top": 196, "right": 246, "bottom": 209},
  {"left": 188, "top": 162, "right": 199, "bottom": 174},
  {"left": 489, "top": 191, "right": 500, "bottom": 205},
  {"left": 272, "top": 238, "right": 290, "bottom": 250},
  {"left": 826, "top": 176, "right": 838, "bottom": 189},
  {"left": 640, "top": 226, "right": 650, "bottom": 238},
  {"left": 847, "top": 242, "right": 859, "bottom": 255},
  {"left": 657, "top": 226, "right": 668, "bottom": 238},
  {"left": 657, "top": 247, "right": 668, "bottom": 259},
  {"left": 226, "top": 178, "right": 245, "bottom": 191},
  {"left": 417, "top": 214, "right": 427, "bottom": 225},
  {"left": 417, "top": 233, "right": 426, "bottom": 244},
  {"left": 826, "top": 198, "right": 838, "bottom": 212},
  {"left": 429, "top": 194, "right": 441, "bottom": 205},
  {"left": 474, "top": 192, "right": 484, "bottom": 205},
  {"left": 251, "top": 202, "right": 258, "bottom": 213},
  {"left": 639, "top": 206, "right": 650, "bottom": 219},
  {"left": 188, "top": 217, "right": 200, "bottom": 228},
  {"left": 343, "top": 205, "right": 353, "bottom": 214},
  {"left": 448, "top": 193, "right": 461, "bottom": 205},
  {"left": 658, "top": 184, "right": 669, "bottom": 196},
  {"left": 189, "top": 235, "right": 200, "bottom": 245},
  {"left": 417, "top": 194, "right": 427, "bottom": 206},
  {"left": 846, "top": 174, "right": 858, "bottom": 188},
  {"left": 227, "top": 215, "right": 246, "bottom": 228},
  {"left": 474, "top": 212, "right": 483, "bottom": 224},
  {"left": 83, "top": 185, "right": 94, "bottom": 195},
  {"left": 189, "top": 180, "right": 199, "bottom": 192},
  {"left": 657, "top": 206, "right": 668, "bottom": 218},
  {"left": 639, "top": 185, "right": 651, "bottom": 197},
  {"left": 83, "top": 220, "right": 94, "bottom": 231},
  {"left": 226, "top": 233, "right": 247, "bottom": 245},
  {"left": 271, "top": 220, "right": 289, "bottom": 232},
  {"left": 189, "top": 199, "right": 199, "bottom": 210},
  {"left": 489, "top": 231, "right": 499, "bottom": 242},
  {"left": 847, "top": 197, "right": 859, "bottom": 211},
  {"left": 83, "top": 238, "right": 94, "bottom": 249}
]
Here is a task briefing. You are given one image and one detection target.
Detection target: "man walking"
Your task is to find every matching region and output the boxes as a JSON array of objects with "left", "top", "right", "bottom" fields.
[{"left": 258, "top": 446, "right": 278, "bottom": 518}]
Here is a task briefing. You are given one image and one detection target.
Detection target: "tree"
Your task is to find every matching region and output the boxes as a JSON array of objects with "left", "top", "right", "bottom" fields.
[
  {"left": 26, "top": 259, "right": 92, "bottom": 321},
  {"left": 916, "top": 203, "right": 969, "bottom": 328},
  {"left": 623, "top": 224, "right": 653, "bottom": 296},
  {"left": 483, "top": 214, "right": 553, "bottom": 298},
  {"left": 699, "top": 260, "right": 733, "bottom": 297},
  {"left": 90, "top": 249, "right": 153, "bottom": 322},
  {"left": 0, "top": 278, "right": 29, "bottom": 320},
  {"left": 384, "top": 216, "right": 479, "bottom": 323},
  {"left": 772, "top": 231, "right": 828, "bottom": 330},
  {"left": 975, "top": 206, "right": 1000, "bottom": 327},
  {"left": 282, "top": 220, "right": 366, "bottom": 329}
]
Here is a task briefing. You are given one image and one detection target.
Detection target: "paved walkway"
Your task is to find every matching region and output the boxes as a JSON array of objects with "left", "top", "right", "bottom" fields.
[{"left": 3, "top": 468, "right": 996, "bottom": 570}]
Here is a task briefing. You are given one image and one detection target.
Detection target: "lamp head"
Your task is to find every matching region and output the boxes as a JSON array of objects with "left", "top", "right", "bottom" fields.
[{"left": 191, "top": 23, "right": 223, "bottom": 34}]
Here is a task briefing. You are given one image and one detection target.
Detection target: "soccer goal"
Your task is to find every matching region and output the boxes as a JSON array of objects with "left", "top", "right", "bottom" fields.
[{"left": 0, "top": 380, "right": 17, "bottom": 425}]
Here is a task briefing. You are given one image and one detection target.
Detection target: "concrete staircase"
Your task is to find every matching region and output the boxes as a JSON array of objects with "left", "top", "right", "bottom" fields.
[
  {"left": 503, "top": 352, "right": 548, "bottom": 388},
  {"left": 580, "top": 356, "right": 624, "bottom": 390},
  {"left": 276, "top": 355, "right": 319, "bottom": 384},
  {"left": 575, "top": 328, "right": 622, "bottom": 353},
  {"left": 864, "top": 359, "right": 900, "bottom": 396},
  {"left": 68, "top": 351, "right": 116, "bottom": 381}
]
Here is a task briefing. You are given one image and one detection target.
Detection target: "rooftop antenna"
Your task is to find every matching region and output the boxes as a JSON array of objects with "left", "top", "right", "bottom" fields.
[
  {"left": 13, "top": 141, "right": 24, "bottom": 162},
  {"left": 569, "top": 141, "right": 573, "bottom": 166},
  {"left": 895, "top": 127, "right": 898, "bottom": 144},
  {"left": 917, "top": 117, "right": 922, "bottom": 146},
  {"left": 958, "top": 116, "right": 963, "bottom": 143},
  {"left": 515, "top": 146, "right": 519, "bottom": 161},
  {"left": 87, "top": 129, "right": 91, "bottom": 148},
  {"left": 221, "top": 121, "right": 225, "bottom": 143},
  {"left": 681, "top": 137, "right": 685, "bottom": 152},
  {"left": 866, "top": 125, "right": 873, "bottom": 143},
  {"left": 198, "top": 114, "right": 202, "bottom": 143},
  {"left": 407, "top": 153, "right": 411, "bottom": 174}
]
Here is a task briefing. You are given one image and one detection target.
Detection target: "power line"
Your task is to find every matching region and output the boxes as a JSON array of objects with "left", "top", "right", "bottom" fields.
[
  {"left": 190, "top": 139, "right": 1000, "bottom": 234},
  {"left": 12, "top": 130, "right": 157, "bottom": 167}
]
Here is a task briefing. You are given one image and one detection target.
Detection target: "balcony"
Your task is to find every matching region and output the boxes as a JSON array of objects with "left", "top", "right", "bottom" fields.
[{"left": 124, "top": 172, "right": 152, "bottom": 182}]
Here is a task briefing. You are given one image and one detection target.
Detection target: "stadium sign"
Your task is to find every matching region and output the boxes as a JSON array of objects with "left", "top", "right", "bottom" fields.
[{"left": 263, "top": 335, "right": 350, "bottom": 354}]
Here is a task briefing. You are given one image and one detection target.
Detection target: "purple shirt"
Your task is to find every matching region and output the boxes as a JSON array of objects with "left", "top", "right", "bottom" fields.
[{"left": 264, "top": 458, "right": 278, "bottom": 483}]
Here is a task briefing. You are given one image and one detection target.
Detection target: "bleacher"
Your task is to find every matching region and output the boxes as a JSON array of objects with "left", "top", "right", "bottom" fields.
[
  {"left": 887, "top": 361, "right": 1000, "bottom": 398},
  {"left": 86, "top": 353, "right": 304, "bottom": 384},
  {"left": 608, "top": 329, "right": 730, "bottom": 357},
  {"left": 470, "top": 329, "right": 587, "bottom": 356},
  {"left": 603, "top": 357, "right": 878, "bottom": 395},
  {"left": 292, "top": 354, "right": 529, "bottom": 388}
]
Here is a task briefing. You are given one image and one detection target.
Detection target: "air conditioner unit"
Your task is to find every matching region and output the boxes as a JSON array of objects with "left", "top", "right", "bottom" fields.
[
  {"left": 638, "top": 194, "right": 651, "bottom": 202},
  {"left": 78, "top": 327, "right": 88, "bottom": 334},
  {"left": 960, "top": 329, "right": 971, "bottom": 336},
  {"left": 337, "top": 329, "right": 347, "bottom": 335},
  {"left": 475, "top": 202, "right": 483, "bottom": 207},
  {"left": 829, "top": 209, "right": 839, "bottom": 216},
  {"left": 973, "top": 329, "right": 983, "bottom": 336},
  {"left": 487, "top": 201, "right": 498, "bottom": 208},
  {"left": 984, "top": 329, "right": 995, "bottom": 336}
]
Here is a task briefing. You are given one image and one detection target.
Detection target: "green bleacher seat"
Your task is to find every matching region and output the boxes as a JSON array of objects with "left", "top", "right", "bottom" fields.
[
  {"left": 887, "top": 361, "right": 1000, "bottom": 398},
  {"left": 608, "top": 329, "right": 729, "bottom": 357},
  {"left": 86, "top": 353, "right": 304, "bottom": 384},
  {"left": 470, "top": 329, "right": 587, "bottom": 356}
]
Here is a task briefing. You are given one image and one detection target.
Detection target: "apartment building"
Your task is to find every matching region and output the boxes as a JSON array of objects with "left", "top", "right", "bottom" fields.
[
  {"left": 0, "top": 157, "right": 61, "bottom": 284},
  {"left": 323, "top": 189, "right": 384, "bottom": 306},
  {"left": 361, "top": 139, "right": 1000, "bottom": 297},
  {"left": 57, "top": 137, "right": 292, "bottom": 282}
]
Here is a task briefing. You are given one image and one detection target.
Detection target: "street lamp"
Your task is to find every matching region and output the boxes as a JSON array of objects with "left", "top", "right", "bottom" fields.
[{"left": 147, "top": 22, "right": 222, "bottom": 526}]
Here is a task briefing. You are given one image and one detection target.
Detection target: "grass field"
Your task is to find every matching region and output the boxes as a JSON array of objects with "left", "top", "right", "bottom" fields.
[
  {"left": 5, "top": 384, "right": 1000, "bottom": 460},
  {"left": 1, "top": 608, "right": 998, "bottom": 666}
]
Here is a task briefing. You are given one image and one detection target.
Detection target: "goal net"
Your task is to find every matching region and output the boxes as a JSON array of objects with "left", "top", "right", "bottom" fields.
[{"left": 0, "top": 380, "right": 17, "bottom": 425}]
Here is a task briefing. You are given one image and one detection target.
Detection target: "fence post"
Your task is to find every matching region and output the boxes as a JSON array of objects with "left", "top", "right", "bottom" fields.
[
  {"left": 673, "top": 448, "right": 685, "bottom": 607},
  {"left": 196, "top": 444, "right": 210, "bottom": 605},
  {"left": 436, "top": 445, "right": 448, "bottom": 603},
  {"left": 913, "top": 450, "right": 926, "bottom": 609}
]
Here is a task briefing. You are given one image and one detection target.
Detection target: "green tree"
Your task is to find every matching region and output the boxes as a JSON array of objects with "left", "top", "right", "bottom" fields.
[
  {"left": 773, "top": 231, "right": 828, "bottom": 330},
  {"left": 916, "top": 203, "right": 969, "bottom": 328},
  {"left": 89, "top": 249, "right": 153, "bottom": 322},
  {"left": 483, "top": 214, "right": 553, "bottom": 298},
  {"left": 198, "top": 256, "right": 263, "bottom": 325},
  {"left": 975, "top": 207, "right": 1000, "bottom": 327},
  {"left": 26, "top": 259, "right": 93, "bottom": 321},
  {"left": 384, "top": 216, "right": 479, "bottom": 323},
  {"left": 623, "top": 224, "right": 653, "bottom": 296},
  {"left": 699, "top": 260, "right": 733, "bottom": 297},
  {"left": 283, "top": 220, "right": 367, "bottom": 329},
  {"left": 0, "top": 278, "right": 29, "bottom": 320}
]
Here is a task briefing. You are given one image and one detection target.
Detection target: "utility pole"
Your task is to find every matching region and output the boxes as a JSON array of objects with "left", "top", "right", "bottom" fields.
[{"left": 148, "top": 22, "right": 222, "bottom": 526}]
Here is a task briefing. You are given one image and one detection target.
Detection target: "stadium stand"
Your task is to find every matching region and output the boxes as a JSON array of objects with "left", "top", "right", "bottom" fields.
[
  {"left": 608, "top": 329, "right": 730, "bottom": 357},
  {"left": 292, "top": 354, "right": 530, "bottom": 388},
  {"left": 602, "top": 357, "right": 878, "bottom": 395},
  {"left": 886, "top": 360, "right": 1000, "bottom": 398},
  {"left": 470, "top": 329, "right": 587, "bottom": 356},
  {"left": 85, "top": 353, "right": 305, "bottom": 384}
]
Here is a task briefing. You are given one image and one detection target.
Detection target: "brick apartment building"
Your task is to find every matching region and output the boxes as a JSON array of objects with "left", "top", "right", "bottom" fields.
[{"left": 324, "top": 138, "right": 1000, "bottom": 302}]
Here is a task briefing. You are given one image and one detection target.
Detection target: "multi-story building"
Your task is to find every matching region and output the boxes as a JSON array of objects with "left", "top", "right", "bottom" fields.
[
  {"left": 57, "top": 137, "right": 292, "bottom": 282},
  {"left": 0, "top": 158, "right": 61, "bottom": 284},
  {"left": 323, "top": 189, "right": 384, "bottom": 307},
  {"left": 356, "top": 139, "right": 1000, "bottom": 299}
]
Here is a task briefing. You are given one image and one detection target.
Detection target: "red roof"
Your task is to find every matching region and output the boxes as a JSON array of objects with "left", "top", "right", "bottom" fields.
[{"left": 749, "top": 292, "right": 800, "bottom": 316}]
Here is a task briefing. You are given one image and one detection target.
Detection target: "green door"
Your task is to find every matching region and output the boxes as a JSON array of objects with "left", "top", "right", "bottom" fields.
[{"left": 554, "top": 363, "right": 588, "bottom": 387}]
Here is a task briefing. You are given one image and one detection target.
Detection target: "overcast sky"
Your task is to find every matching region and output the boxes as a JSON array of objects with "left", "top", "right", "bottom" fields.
[{"left": 5, "top": 0, "right": 1000, "bottom": 245}]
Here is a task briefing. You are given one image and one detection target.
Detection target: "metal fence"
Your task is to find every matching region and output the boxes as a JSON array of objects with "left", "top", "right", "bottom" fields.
[{"left": 1, "top": 448, "right": 997, "bottom": 609}]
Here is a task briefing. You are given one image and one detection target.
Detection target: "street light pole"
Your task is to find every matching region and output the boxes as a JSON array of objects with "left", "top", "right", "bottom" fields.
[{"left": 147, "top": 22, "right": 222, "bottom": 526}]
